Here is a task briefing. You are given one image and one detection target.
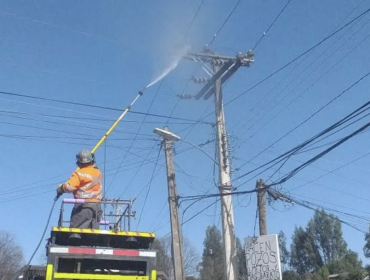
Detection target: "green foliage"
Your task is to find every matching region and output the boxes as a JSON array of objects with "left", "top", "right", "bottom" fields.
[
  {"left": 290, "top": 210, "right": 350, "bottom": 275},
  {"left": 289, "top": 210, "right": 365, "bottom": 280},
  {"left": 326, "top": 250, "right": 364, "bottom": 280},
  {"left": 307, "top": 210, "right": 347, "bottom": 264},
  {"left": 199, "top": 226, "right": 225, "bottom": 280},
  {"left": 290, "top": 226, "right": 322, "bottom": 274},
  {"left": 364, "top": 228, "right": 370, "bottom": 258},
  {"left": 236, "top": 237, "right": 248, "bottom": 280},
  {"left": 278, "top": 231, "right": 290, "bottom": 268},
  {"left": 282, "top": 270, "right": 299, "bottom": 280}
]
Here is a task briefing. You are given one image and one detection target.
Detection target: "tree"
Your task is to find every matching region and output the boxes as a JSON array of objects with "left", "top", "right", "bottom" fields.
[
  {"left": 199, "top": 226, "right": 224, "bottom": 280},
  {"left": 282, "top": 270, "right": 299, "bottom": 280},
  {"left": 152, "top": 236, "right": 200, "bottom": 278},
  {"left": 307, "top": 210, "right": 347, "bottom": 264},
  {"left": 326, "top": 250, "right": 364, "bottom": 280},
  {"left": 182, "top": 238, "right": 200, "bottom": 276},
  {"left": 0, "top": 231, "right": 24, "bottom": 280},
  {"left": 152, "top": 238, "right": 172, "bottom": 278},
  {"left": 364, "top": 225, "right": 370, "bottom": 258},
  {"left": 290, "top": 210, "right": 349, "bottom": 275},
  {"left": 290, "top": 226, "right": 322, "bottom": 274},
  {"left": 236, "top": 237, "right": 247, "bottom": 280},
  {"left": 278, "top": 231, "right": 290, "bottom": 270}
]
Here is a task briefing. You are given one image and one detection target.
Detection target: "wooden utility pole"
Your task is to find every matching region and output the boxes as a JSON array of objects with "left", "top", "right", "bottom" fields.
[
  {"left": 256, "top": 179, "right": 267, "bottom": 235},
  {"left": 162, "top": 127, "right": 185, "bottom": 280}
]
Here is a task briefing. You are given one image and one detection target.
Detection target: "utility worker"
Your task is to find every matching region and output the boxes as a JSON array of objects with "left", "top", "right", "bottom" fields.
[{"left": 56, "top": 149, "right": 103, "bottom": 229}]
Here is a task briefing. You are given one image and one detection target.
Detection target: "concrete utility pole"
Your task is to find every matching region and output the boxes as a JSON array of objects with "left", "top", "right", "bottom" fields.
[
  {"left": 161, "top": 127, "right": 185, "bottom": 280},
  {"left": 184, "top": 48, "right": 254, "bottom": 280},
  {"left": 213, "top": 63, "right": 238, "bottom": 280},
  {"left": 256, "top": 179, "right": 267, "bottom": 235}
]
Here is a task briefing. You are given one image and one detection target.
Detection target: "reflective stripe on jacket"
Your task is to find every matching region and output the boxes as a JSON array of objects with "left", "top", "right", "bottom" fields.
[{"left": 63, "top": 165, "right": 102, "bottom": 202}]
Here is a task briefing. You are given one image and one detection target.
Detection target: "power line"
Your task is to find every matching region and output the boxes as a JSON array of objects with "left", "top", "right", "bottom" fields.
[
  {"left": 267, "top": 119, "right": 370, "bottom": 188},
  {"left": 107, "top": 80, "right": 162, "bottom": 195},
  {"left": 181, "top": 200, "right": 218, "bottom": 226},
  {"left": 236, "top": 70, "right": 370, "bottom": 172},
  {"left": 184, "top": 0, "right": 205, "bottom": 39},
  {"left": 230, "top": 1, "right": 368, "bottom": 136},
  {"left": 240, "top": 23, "right": 370, "bottom": 144},
  {"left": 0, "top": 90, "right": 210, "bottom": 124},
  {"left": 224, "top": 6, "right": 370, "bottom": 107},
  {"left": 269, "top": 190, "right": 368, "bottom": 234},
  {"left": 0, "top": 108, "right": 203, "bottom": 126},
  {"left": 136, "top": 145, "right": 163, "bottom": 229},
  {"left": 233, "top": 98, "right": 370, "bottom": 186},
  {"left": 253, "top": 0, "right": 293, "bottom": 50},
  {"left": 237, "top": 16, "right": 370, "bottom": 140},
  {"left": 290, "top": 148, "right": 370, "bottom": 192},
  {"left": 208, "top": 0, "right": 243, "bottom": 45}
]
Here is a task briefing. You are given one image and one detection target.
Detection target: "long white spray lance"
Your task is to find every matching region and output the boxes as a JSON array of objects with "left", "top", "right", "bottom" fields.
[
  {"left": 25, "top": 90, "right": 144, "bottom": 273},
  {"left": 54, "top": 90, "right": 144, "bottom": 201},
  {"left": 25, "top": 54, "right": 186, "bottom": 273},
  {"left": 54, "top": 46, "right": 190, "bottom": 201}
]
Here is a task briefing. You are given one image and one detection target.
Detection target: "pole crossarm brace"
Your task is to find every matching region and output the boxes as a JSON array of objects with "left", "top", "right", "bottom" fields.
[{"left": 184, "top": 50, "right": 254, "bottom": 100}]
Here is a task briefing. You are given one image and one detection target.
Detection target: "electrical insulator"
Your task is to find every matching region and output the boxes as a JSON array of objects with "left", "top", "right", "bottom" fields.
[
  {"left": 211, "top": 59, "right": 224, "bottom": 66},
  {"left": 177, "top": 94, "right": 193, "bottom": 100},
  {"left": 192, "top": 76, "right": 208, "bottom": 84}
]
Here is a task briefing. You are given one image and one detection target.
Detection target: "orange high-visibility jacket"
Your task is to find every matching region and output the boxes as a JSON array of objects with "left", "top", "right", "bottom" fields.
[{"left": 63, "top": 165, "right": 102, "bottom": 202}]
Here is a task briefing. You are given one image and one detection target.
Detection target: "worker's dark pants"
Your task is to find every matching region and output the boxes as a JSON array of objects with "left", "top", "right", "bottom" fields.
[{"left": 70, "top": 202, "right": 102, "bottom": 229}]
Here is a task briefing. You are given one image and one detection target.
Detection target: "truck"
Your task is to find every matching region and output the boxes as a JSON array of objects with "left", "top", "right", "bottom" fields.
[{"left": 20, "top": 198, "right": 161, "bottom": 280}]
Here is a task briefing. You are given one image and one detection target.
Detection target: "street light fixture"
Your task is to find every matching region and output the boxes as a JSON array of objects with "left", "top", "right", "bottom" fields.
[
  {"left": 153, "top": 128, "right": 218, "bottom": 165},
  {"left": 153, "top": 128, "right": 180, "bottom": 142}
]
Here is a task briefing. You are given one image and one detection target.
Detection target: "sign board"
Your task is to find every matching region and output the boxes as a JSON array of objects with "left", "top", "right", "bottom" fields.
[{"left": 245, "top": 234, "right": 282, "bottom": 280}]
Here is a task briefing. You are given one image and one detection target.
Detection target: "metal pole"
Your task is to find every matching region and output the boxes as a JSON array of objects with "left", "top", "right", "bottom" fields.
[
  {"left": 213, "top": 65, "right": 238, "bottom": 280},
  {"left": 163, "top": 127, "right": 185, "bottom": 280},
  {"left": 256, "top": 179, "right": 267, "bottom": 235}
]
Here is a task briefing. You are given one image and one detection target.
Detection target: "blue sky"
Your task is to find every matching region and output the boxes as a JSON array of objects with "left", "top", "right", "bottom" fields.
[{"left": 1, "top": 0, "right": 370, "bottom": 266}]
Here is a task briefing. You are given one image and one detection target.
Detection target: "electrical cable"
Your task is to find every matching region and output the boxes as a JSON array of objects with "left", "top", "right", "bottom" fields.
[
  {"left": 0, "top": 140, "right": 216, "bottom": 203},
  {"left": 273, "top": 192, "right": 369, "bottom": 234},
  {"left": 293, "top": 194, "right": 370, "bottom": 216},
  {"left": 236, "top": 65, "right": 370, "bottom": 172},
  {"left": 22, "top": 199, "right": 57, "bottom": 276},
  {"left": 267, "top": 119, "right": 370, "bottom": 188},
  {"left": 136, "top": 145, "right": 163, "bottom": 229},
  {"left": 150, "top": 199, "right": 168, "bottom": 231},
  {"left": 234, "top": 96, "right": 370, "bottom": 183},
  {"left": 208, "top": 0, "right": 242, "bottom": 45},
  {"left": 252, "top": 0, "right": 292, "bottom": 50},
  {"left": 182, "top": 200, "right": 219, "bottom": 226},
  {"left": 0, "top": 90, "right": 209, "bottom": 124},
  {"left": 184, "top": 0, "right": 205, "bottom": 39},
  {"left": 294, "top": 113, "right": 370, "bottom": 155},
  {"left": 240, "top": 25, "right": 370, "bottom": 145},
  {"left": 290, "top": 148, "right": 370, "bottom": 192},
  {"left": 179, "top": 188, "right": 257, "bottom": 204},
  {"left": 230, "top": 2, "right": 368, "bottom": 136},
  {"left": 223, "top": 6, "right": 370, "bottom": 108},
  {"left": 106, "top": 82, "right": 161, "bottom": 195}
]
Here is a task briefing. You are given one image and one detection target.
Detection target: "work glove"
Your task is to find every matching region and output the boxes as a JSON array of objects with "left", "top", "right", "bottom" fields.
[{"left": 56, "top": 184, "right": 65, "bottom": 195}]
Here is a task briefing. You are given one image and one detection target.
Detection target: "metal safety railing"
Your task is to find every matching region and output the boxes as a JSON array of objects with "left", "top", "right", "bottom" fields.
[{"left": 58, "top": 198, "right": 136, "bottom": 230}]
